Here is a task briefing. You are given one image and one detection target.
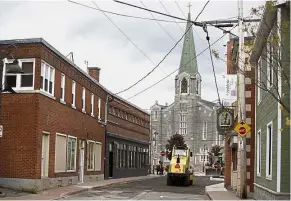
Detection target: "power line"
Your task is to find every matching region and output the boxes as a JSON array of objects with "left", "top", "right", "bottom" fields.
[
  {"left": 113, "top": 0, "right": 203, "bottom": 27},
  {"left": 174, "top": 1, "right": 186, "bottom": 18},
  {"left": 139, "top": 0, "right": 182, "bottom": 47},
  {"left": 68, "top": 0, "right": 187, "bottom": 23},
  {"left": 127, "top": 25, "right": 237, "bottom": 100},
  {"left": 115, "top": 0, "right": 210, "bottom": 96},
  {"left": 91, "top": 1, "right": 166, "bottom": 75},
  {"left": 159, "top": 0, "right": 184, "bottom": 32},
  {"left": 203, "top": 25, "right": 222, "bottom": 106},
  {"left": 194, "top": 0, "right": 210, "bottom": 21},
  {"left": 115, "top": 21, "right": 194, "bottom": 95}
]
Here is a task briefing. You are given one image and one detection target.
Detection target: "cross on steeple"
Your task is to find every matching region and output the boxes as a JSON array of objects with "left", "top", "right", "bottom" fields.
[{"left": 187, "top": 2, "right": 192, "bottom": 13}]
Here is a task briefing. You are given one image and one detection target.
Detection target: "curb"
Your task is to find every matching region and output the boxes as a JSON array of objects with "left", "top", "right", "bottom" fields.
[{"left": 55, "top": 175, "right": 160, "bottom": 200}]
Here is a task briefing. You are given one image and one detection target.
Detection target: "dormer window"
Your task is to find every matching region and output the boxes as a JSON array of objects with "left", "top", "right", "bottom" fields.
[{"left": 181, "top": 77, "right": 188, "bottom": 94}]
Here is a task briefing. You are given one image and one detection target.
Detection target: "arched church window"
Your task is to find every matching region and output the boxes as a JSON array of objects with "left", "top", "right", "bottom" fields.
[{"left": 181, "top": 78, "right": 188, "bottom": 94}]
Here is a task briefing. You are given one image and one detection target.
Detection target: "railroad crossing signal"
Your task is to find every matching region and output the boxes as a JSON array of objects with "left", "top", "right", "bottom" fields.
[{"left": 234, "top": 121, "right": 251, "bottom": 137}]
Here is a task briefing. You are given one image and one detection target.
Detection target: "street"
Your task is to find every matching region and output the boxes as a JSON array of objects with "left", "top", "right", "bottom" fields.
[{"left": 61, "top": 176, "right": 221, "bottom": 200}]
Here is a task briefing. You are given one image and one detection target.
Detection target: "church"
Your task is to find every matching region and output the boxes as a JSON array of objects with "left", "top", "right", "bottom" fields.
[{"left": 150, "top": 10, "right": 223, "bottom": 171}]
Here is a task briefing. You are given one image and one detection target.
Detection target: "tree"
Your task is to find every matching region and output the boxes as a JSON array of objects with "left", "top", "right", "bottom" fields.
[
  {"left": 165, "top": 134, "right": 187, "bottom": 160},
  {"left": 213, "top": 1, "right": 290, "bottom": 124},
  {"left": 210, "top": 145, "right": 223, "bottom": 156}
]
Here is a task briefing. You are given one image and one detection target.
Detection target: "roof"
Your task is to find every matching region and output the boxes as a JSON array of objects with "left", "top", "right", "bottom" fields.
[
  {"left": 0, "top": 38, "right": 149, "bottom": 116},
  {"left": 178, "top": 12, "right": 198, "bottom": 76}
]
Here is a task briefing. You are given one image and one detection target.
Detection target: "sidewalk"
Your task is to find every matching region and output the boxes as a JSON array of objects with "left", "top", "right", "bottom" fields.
[
  {"left": 205, "top": 182, "right": 240, "bottom": 200},
  {"left": 0, "top": 174, "right": 161, "bottom": 200}
]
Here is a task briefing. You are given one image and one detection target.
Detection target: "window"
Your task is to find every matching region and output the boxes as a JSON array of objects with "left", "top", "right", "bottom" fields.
[
  {"left": 266, "top": 44, "right": 273, "bottom": 89},
  {"left": 266, "top": 122, "right": 273, "bottom": 179},
  {"left": 55, "top": 134, "right": 67, "bottom": 172},
  {"left": 179, "top": 113, "right": 187, "bottom": 135},
  {"left": 91, "top": 93, "right": 94, "bottom": 117},
  {"left": 257, "top": 58, "right": 262, "bottom": 104},
  {"left": 203, "top": 120, "right": 207, "bottom": 140},
  {"left": 3, "top": 58, "right": 35, "bottom": 90},
  {"left": 40, "top": 61, "right": 55, "bottom": 95},
  {"left": 82, "top": 88, "right": 86, "bottom": 112},
  {"left": 67, "top": 136, "right": 77, "bottom": 171},
  {"left": 87, "top": 141, "right": 102, "bottom": 171},
  {"left": 196, "top": 79, "right": 199, "bottom": 94},
  {"left": 98, "top": 98, "right": 101, "bottom": 120},
  {"left": 72, "top": 81, "right": 76, "bottom": 107},
  {"left": 256, "top": 130, "right": 261, "bottom": 176},
  {"left": 232, "top": 148, "right": 237, "bottom": 171},
  {"left": 181, "top": 77, "right": 188, "bottom": 94},
  {"left": 125, "top": 113, "right": 128, "bottom": 120},
  {"left": 60, "top": 74, "right": 65, "bottom": 102}
]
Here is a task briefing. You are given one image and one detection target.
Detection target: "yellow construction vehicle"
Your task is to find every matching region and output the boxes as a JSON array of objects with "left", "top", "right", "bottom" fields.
[{"left": 167, "top": 146, "right": 194, "bottom": 186}]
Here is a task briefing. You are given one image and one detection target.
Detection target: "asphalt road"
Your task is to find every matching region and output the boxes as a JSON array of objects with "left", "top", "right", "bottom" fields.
[{"left": 62, "top": 176, "right": 221, "bottom": 200}]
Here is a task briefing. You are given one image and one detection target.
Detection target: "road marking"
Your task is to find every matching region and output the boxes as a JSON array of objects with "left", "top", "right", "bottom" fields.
[{"left": 129, "top": 191, "right": 147, "bottom": 200}]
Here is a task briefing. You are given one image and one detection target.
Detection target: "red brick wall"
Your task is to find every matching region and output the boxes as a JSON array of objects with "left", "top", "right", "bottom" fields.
[
  {"left": 0, "top": 94, "right": 38, "bottom": 179},
  {"left": 37, "top": 94, "right": 105, "bottom": 178}
]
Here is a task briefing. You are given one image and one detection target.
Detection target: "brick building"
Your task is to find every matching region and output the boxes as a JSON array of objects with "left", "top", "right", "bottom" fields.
[
  {"left": 0, "top": 38, "right": 150, "bottom": 192},
  {"left": 224, "top": 36, "right": 256, "bottom": 197},
  {"left": 105, "top": 97, "right": 150, "bottom": 178}
]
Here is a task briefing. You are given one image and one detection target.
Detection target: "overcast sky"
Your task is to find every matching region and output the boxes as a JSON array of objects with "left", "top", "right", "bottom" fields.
[{"left": 0, "top": 0, "right": 264, "bottom": 111}]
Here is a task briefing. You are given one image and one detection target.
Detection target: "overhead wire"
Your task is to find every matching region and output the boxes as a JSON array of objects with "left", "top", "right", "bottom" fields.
[
  {"left": 139, "top": 0, "right": 182, "bottom": 48},
  {"left": 127, "top": 24, "right": 238, "bottom": 100},
  {"left": 68, "top": 0, "right": 187, "bottom": 23},
  {"left": 91, "top": 1, "right": 167, "bottom": 75},
  {"left": 114, "top": 22, "right": 194, "bottom": 95}
]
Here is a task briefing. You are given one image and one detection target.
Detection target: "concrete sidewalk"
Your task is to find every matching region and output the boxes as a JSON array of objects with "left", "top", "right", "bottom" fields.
[
  {"left": 0, "top": 174, "right": 162, "bottom": 200},
  {"left": 205, "top": 182, "right": 240, "bottom": 200}
]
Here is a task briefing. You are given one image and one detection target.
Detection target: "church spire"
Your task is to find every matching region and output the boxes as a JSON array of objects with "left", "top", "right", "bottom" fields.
[{"left": 178, "top": 6, "right": 198, "bottom": 76}]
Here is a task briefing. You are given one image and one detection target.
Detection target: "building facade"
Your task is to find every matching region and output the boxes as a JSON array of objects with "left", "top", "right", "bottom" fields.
[
  {"left": 150, "top": 11, "right": 223, "bottom": 172},
  {"left": 224, "top": 36, "right": 256, "bottom": 197},
  {"left": 249, "top": 1, "right": 290, "bottom": 200},
  {"left": 104, "top": 97, "right": 150, "bottom": 179},
  {"left": 0, "top": 38, "right": 107, "bottom": 192},
  {"left": 0, "top": 38, "right": 150, "bottom": 192}
]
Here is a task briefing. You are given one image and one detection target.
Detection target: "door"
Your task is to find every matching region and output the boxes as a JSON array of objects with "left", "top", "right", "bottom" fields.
[
  {"left": 79, "top": 140, "right": 85, "bottom": 183},
  {"left": 109, "top": 142, "right": 114, "bottom": 178},
  {"left": 41, "top": 134, "right": 50, "bottom": 178}
]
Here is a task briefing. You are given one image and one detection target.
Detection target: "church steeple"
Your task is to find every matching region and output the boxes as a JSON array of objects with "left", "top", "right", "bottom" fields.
[{"left": 178, "top": 8, "right": 198, "bottom": 76}]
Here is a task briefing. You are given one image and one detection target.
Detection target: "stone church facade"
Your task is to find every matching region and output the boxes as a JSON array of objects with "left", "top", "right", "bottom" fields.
[{"left": 150, "top": 11, "right": 223, "bottom": 171}]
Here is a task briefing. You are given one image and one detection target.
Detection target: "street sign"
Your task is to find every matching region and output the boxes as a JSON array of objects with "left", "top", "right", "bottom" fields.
[
  {"left": 161, "top": 151, "right": 166, "bottom": 156},
  {"left": 0, "top": 125, "right": 3, "bottom": 138},
  {"left": 234, "top": 121, "right": 251, "bottom": 137}
]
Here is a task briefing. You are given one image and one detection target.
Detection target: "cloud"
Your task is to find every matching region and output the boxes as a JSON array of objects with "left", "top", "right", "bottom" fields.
[{"left": 0, "top": 0, "right": 265, "bottom": 111}]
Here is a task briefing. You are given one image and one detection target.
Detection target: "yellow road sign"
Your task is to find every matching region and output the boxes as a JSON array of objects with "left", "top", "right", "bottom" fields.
[{"left": 234, "top": 121, "right": 251, "bottom": 137}]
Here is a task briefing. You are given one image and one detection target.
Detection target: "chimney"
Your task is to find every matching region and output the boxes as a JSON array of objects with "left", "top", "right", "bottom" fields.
[{"left": 88, "top": 67, "right": 101, "bottom": 82}]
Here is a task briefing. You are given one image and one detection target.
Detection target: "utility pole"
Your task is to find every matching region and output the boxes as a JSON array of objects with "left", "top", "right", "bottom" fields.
[{"left": 238, "top": 0, "right": 247, "bottom": 198}]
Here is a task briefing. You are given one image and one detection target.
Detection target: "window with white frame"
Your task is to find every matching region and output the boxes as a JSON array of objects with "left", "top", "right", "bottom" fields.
[
  {"left": 266, "top": 44, "right": 273, "bottom": 89},
  {"left": 179, "top": 113, "right": 187, "bottom": 135},
  {"left": 256, "top": 130, "right": 261, "bottom": 176},
  {"left": 257, "top": 57, "right": 262, "bottom": 103},
  {"left": 266, "top": 122, "right": 273, "bottom": 178},
  {"left": 3, "top": 58, "right": 35, "bottom": 90},
  {"left": 67, "top": 136, "right": 77, "bottom": 171},
  {"left": 60, "top": 74, "right": 65, "bottom": 102},
  {"left": 87, "top": 141, "right": 102, "bottom": 171},
  {"left": 72, "top": 81, "right": 76, "bottom": 107},
  {"left": 40, "top": 61, "right": 55, "bottom": 95},
  {"left": 82, "top": 87, "right": 86, "bottom": 112},
  {"left": 55, "top": 134, "right": 77, "bottom": 172},
  {"left": 98, "top": 98, "right": 101, "bottom": 119},
  {"left": 91, "top": 93, "right": 94, "bottom": 116},
  {"left": 202, "top": 120, "right": 207, "bottom": 140}
]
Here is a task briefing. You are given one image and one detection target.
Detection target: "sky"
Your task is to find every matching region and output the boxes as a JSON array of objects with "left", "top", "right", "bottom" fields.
[{"left": 0, "top": 0, "right": 264, "bottom": 111}]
